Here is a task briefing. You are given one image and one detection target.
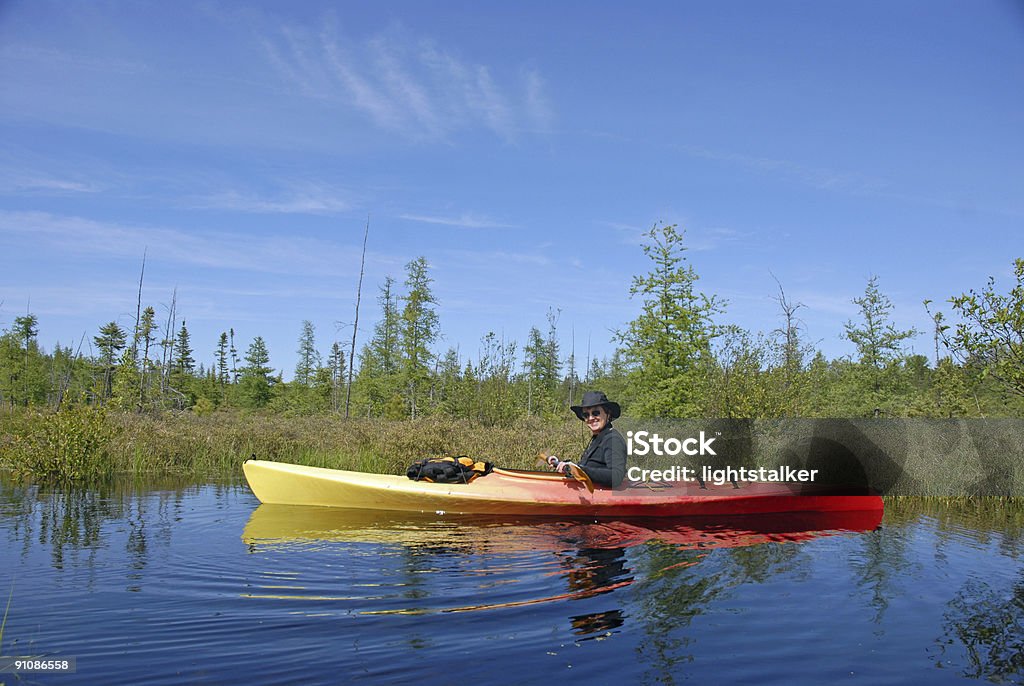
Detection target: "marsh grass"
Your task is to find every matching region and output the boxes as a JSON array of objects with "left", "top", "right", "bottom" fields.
[
  {"left": 0, "top": 583, "right": 11, "bottom": 659},
  {"left": 2, "top": 408, "right": 1022, "bottom": 495},
  {"left": 0, "top": 408, "right": 590, "bottom": 483},
  {"left": 884, "top": 495, "right": 1024, "bottom": 531}
]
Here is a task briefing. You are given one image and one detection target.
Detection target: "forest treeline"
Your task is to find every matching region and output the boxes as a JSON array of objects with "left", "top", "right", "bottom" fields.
[{"left": 2, "top": 225, "right": 1023, "bottom": 422}]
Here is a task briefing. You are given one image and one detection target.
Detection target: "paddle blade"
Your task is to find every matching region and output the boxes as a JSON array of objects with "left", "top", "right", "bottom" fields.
[{"left": 567, "top": 464, "right": 595, "bottom": 493}]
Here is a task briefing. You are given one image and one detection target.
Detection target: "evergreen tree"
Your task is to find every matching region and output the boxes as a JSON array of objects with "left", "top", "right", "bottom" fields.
[
  {"left": 476, "top": 331, "right": 517, "bottom": 425},
  {"left": 294, "top": 320, "right": 321, "bottom": 386},
  {"left": 110, "top": 347, "right": 142, "bottom": 411},
  {"left": 138, "top": 306, "right": 157, "bottom": 407},
  {"left": 326, "top": 341, "right": 347, "bottom": 412},
  {"left": 522, "top": 309, "right": 562, "bottom": 416},
  {"left": 844, "top": 276, "right": 918, "bottom": 371},
  {"left": 843, "top": 276, "right": 919, "bottom": 413},
  {"left": 240, "top": 336, "right": 274, "bottom": 408},
  {"left": 434, "top": 347, "right": 462, "bottom": 415},
  {"left": 616, "top": 223, "right": 721, "bottom": 417},
  {"left": 15, "top": 314, "right": 47, "bottom": 406},
  {"left": 216, "top": 332, "right": 230, "bottom": 390},
  {"left": 400, "top": 257, "right": 439, "bottom": 418},
  {"left": 354, "top": 277, "right": 402, "bottom": 416},
  {"left": 0, "top": 315, "right": 47, "bottom": 406},
  {"left": 173, "top": 320, "right": 195, "bottom": 374},
  {"left": 229, "top": 328, "right": 239, "bottom": 383},
  {"left": 94, "top": 321, "right": 127, "bottom": 400}
]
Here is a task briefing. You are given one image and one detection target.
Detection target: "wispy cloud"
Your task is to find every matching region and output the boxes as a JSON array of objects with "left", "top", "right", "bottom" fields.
[
  {"left": 399, "top": 213, "right": 516, "bottom": 229},
  {"left": 0, "top": 210, "right": 371, "bottom": 276},
  {"left": 0, "top": 155, "right": 105, "bottom": 195},
  {"left": 191, "top": 182, "right": 353, "bottom": 215},
  {"left": 258, "top": 20, "right": 553, "bottom": 142},
  {"left": 597, "top": 220, "right": 751, "bottom": 252},
  {"left": 677, "top": 145, "right": 886, "bottom": 193},
  {"left": 0, "top": 174, "right": 100, "bottom": 194}
]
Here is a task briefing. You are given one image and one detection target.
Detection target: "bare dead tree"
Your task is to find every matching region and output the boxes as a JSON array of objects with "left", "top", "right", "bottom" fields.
[
  {"left": 132, "top": 250, "right": 146, "bottom": 362},
  {"left": 160, "top": 288, "right": 177, "bottom": 402},
  {"left": 346, "top": 215, "right": 370, "bottom": 418},
  {"left": 54, "top": 332, "right": 87, "bottom": 409},
  {"left": 770, "top": 272, "right": 807, "bottom": 371}
]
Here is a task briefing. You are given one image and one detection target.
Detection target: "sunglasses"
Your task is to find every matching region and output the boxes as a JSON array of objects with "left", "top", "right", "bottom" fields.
[{"left": 580, "top": 409, "right": 605, "bottom": 419}]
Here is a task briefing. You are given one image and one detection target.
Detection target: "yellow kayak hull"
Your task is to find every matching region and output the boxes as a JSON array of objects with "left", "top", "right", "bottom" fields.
[{"left": 242, "top": 459, "right": 884, "bottom": 517}]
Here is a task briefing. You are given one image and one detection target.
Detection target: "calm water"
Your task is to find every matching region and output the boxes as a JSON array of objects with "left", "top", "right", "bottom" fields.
[{"left": 1, "top": 476, "right": 1022, "bottom": 685}]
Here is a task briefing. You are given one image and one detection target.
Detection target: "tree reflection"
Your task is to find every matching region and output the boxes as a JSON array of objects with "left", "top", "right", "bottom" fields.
[
  {"left": 939, "top": 576, "right": 1024, "bottom": 681},
  {"left": 634, "top": 544, "right": 718, "bottom": 684},
  {"left": 0, "top": 476, "right": 196, "bottom": 580}
]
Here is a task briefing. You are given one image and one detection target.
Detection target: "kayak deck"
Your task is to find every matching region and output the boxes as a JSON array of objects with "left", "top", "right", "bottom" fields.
[{"left": 243, "top": 459, "right": 883, "bottom": 517}]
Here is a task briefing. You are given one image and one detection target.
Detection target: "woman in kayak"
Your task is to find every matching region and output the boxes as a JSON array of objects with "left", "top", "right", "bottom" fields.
[{"left": 549, "top": 391, "right": 627, "bottom": 489}]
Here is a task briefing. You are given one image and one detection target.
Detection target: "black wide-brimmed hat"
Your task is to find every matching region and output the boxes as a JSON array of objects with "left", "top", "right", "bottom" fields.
[{"left": 570, "top": 390, "right": 621, "bottom": 420}]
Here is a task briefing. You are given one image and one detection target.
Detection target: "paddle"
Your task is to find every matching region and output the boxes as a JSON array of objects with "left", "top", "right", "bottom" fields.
[{"left": 538, "top": 451, "right": 595, "bottom": 493}]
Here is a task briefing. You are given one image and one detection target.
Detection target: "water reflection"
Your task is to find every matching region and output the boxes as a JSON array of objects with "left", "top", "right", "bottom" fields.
[
  {"left": 938, "top": 576, "right": 1024, "bottom": 681},
  {"left": 6, "top": 475, "right": 1024, "bottom": 684},
  {"left": 241, "top": 505, "right": 882, "bottom": 639}
]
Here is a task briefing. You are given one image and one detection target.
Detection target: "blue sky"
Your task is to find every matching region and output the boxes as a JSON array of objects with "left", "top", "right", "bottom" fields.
[{"left": 1, "top": 1, "right": 1022, "bottom": 380}]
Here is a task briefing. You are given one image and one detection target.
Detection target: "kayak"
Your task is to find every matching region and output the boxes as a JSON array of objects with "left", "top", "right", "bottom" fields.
[{"left": 242, "top": 459, "right": 884, "bottom": 517}]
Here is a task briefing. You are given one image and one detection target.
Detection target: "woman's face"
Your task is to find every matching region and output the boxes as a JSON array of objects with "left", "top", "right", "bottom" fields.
[{"left": 580, "top": 405, "right": 609, "bottom": 435}]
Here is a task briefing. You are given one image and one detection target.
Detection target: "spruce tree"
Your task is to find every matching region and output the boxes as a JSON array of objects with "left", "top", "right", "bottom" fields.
[
  {"left": 240, "top": 336, "right": 274, "bottom": 408},
  {"left": 94, "top": 321, "right": 127, "bottom": 400},
  {"left": 400, "top": 257, "right": 439, "bottom": 418},
  {"left": 294, "top": 320, "right": 320, "bottom": 386},
  {"left": 616, "top": 223, "right": 721, "bottom": 417}
]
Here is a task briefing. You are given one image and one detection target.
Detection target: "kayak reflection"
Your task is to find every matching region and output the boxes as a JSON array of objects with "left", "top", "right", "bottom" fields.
[
  {"left": 241, "top": 504, "right": 883, "bottom": 552},
  {"left": 241, "top": 506, "right": 882, "bottom": 637}
]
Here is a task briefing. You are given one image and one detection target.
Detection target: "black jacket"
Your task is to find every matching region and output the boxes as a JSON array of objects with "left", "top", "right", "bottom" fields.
[{"left": 579, "top": 424, "right": 627, "bottom": 489}]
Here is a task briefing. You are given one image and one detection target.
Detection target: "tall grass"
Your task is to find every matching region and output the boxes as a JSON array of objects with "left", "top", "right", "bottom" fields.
[
  {"left": 2, "top": 407, "right": 1022, "bottom": 496},
  {"left": 0, "top": 407, "right": 591, "bottom": 482},
  {"left": 0, "top": 583, "right": 12, "bottom": 656}
]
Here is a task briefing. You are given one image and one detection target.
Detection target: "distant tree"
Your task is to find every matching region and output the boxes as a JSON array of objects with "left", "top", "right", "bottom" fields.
[
  {"left": 173, "top": 320, "right": 195, "bottom": 375},
  {"left": 216, "top": 332, "right": 230, "bottom": 391},
  {"left": 294, "top": 320, "right": 321, "bottom": 386},
  {"left": 844, "top": 276, "right": 918, "bottom": 372},
  {"left": 229, "top": 328, "right": 240, "bottom": 383},
  {"left": 703, "top": 326, "right": 769, "bottom": 418},
  {"left": 354, "top": 277, "right": 402, "bottom": 417},
  {"left": 616, "top": 223, "right": 721, "bottom": 417},
  {"left": 94, "top": 321, "right": 127, "bottom": 400},
  {"left": 14, "top": 314, "right": 38, "bottom": 348},
  {"left": 475, "top": 331, "right": 518, "bottom": 425},
  {"left": 523, "top": 309, "right": 562, "bottom": 417},
  {"left": 110, "top": 347, "right": 142, "bottom": 411},
  {"left": 842, "top": 276, "right": 919, "bottom": 413},
  {"left": 400, "top": 257, "right": 439, "bottom": 418},
  {"left": 311, "top": 365, "right": 335, "bottom": 413},
  {"left": 240, "top": 336, "right": 274, "bottom": 408},
  {"left": 0, "top": 314, "right": 47, "bottom": 406},
  {"left": 434, "top": 347, "right": 462, "bottom": 415},
  {"left": 325, "top": 341, "right": 346, "bottom": 412},
  {"left": 138, "top": 306, "right": 157, "bottom": 407},
  {"left": 928, "top": 258, "right": 1024, "bottom": 399},
  {"left": 929, "top": 358, "right": 975, "bottom": 417}
]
